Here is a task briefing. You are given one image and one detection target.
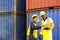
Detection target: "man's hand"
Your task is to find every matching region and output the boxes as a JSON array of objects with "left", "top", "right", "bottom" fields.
[
  {"left": 27, "top": 36, "right": 29, "bottom": 40},
  {"left": 41, "top": 25, "right": 46, "bottom": 28},
  {"left": 41, "top": 23, "right": 52, "bottom": 27},
  {"left": 38, "top": 32, "right": 40, "bottom": 35},
  {"left": 41, "top": 25, "right": 45, "bottom": 27}
]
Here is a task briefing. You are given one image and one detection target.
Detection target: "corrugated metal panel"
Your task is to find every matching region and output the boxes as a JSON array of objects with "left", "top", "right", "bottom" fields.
[
  {"left": 16, "top": 15, "right": 26, "bottom": 40},
  {"left": 0, "top": 13, "right": 14, "bottom": 40},
  {"left": 27, "top": 9, "right": 60, "bottom": 40},
  {"left": 57, "top": 9, "right": 60, "bottom": 40},
  {"left": 0, "top": 0, "right": 14, "bottom": 12},
  {"left": 26, "top": 0, "right": 60, "bottom": 11},
  {"left": 17, "top": 0, "right": 25, "bottom": 13}
]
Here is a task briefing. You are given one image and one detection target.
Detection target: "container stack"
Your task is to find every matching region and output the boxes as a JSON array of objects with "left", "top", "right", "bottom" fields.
[
  {"left": 0, "top": 0, "right": 26, "bottom": 40},
  {"left": 16, "top": 0, "right": 26, "bottom": 40},
  {"left": 0, "top": 0, "right": 14, "bottom": 40}
]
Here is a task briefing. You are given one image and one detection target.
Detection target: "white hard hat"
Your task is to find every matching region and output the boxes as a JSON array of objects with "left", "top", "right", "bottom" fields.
[{"left": 32, "top": 14, "right": 38, "bottom": 18}]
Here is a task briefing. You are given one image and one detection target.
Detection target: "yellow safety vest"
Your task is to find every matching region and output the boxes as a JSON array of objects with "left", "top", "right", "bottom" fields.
[
  {"left": 40, "top": 18, "right": 54, "bottom": 40},
  {"left": 27, "top": 23, "right": 38, "bottom": 38}
]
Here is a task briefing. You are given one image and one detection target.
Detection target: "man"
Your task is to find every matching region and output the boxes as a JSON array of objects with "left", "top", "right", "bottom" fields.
[
  {"left": 27, "top": 14, "right": 41, "bottom": 40},
  {"left": 40, "top": 11, "right": 54, "bottom": 40}
]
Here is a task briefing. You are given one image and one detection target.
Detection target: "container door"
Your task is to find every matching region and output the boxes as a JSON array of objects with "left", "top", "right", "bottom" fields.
[
  {"left": 16, "top": 15, "right": 26, "bottom": 40},
  {"left": 0, "top": 13, "right": 14, "bottom": 40}
]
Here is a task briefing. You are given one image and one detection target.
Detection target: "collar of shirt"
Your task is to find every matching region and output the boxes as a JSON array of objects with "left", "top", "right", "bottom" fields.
[{"left": 43, "top": 17, "right": 47, "bottom": 21}]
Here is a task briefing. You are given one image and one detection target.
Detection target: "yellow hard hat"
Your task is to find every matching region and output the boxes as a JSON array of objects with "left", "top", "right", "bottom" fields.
[
  {"left": 32, "top": 14, "right": 38, "bottom": 18},
  {"left": 40, "top": 11, "right": 45, "bottom": 16}
]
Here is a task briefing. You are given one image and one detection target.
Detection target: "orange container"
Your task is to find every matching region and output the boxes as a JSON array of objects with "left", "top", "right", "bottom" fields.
[{"left": 26, "top": 0, "right": 60, "bottom": 11}]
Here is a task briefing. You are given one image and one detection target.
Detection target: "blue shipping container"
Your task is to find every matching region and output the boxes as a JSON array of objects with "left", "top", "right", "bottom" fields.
[
  {"left": 0, "top": 0, "right": 14, "bottom": 12},
  {"left": 16, "top": 15, "right": 26, "bottom": 40},
  {"left": 0, "top": 13, "right": 14, "bottom": 40},
  {"left": 17, "top": 0, "right": 26, "bottom": 13},
  {"left": 27, "top": 9, "right": 60, "bottom": 40}
]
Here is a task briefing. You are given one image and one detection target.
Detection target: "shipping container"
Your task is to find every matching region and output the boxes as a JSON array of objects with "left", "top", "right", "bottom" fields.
[
  {"left": 26, "top": 0, "right": 60, "bottom": 11},
  {"left": 17, "top": 0, "right": 26, "bottom": 13},
  {"left": 16, "top": 0, "right": 26, "bottom": 40},
  {"left": 27, "top": 9, "right": 60, "bottom": 40},
  {"left": 16, "top": 13, "right": 26, "bottom": 40},
  {"left": 0, "top": 12, "right": 14, "bottom": 40},
  {"left": 0, "top": 0, "right": 14, "bottom": 12},
  {"left": 0, "top": 0, "right": 15, "bottom": 40},
  {"left": 0, "top": 0, "right": 26, "bottom": 40}
]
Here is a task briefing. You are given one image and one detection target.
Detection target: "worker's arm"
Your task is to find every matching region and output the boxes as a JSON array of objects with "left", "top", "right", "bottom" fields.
[
  {"left": 47, "top": 23, "right": 54, "bottom": 30},
  {"left": 47, "top": 18, "right": 54, "bottom": 30},
  {"left": 41, "top": 18, "right": 54, "bottom": 30},
  {"left": 31, "top": 23, "right": 41, "bottom": 30},
  {"left": 41, "top": 23, "right": 54, "bottom": 30}
]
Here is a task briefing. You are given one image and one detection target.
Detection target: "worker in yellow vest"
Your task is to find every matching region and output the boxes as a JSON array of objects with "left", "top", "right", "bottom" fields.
[
  {"left": 27, "top": 14, "right": 41, "bottom": 40},
  {"left": 40, "top": 11, "right": 54, "bottom": 40}
]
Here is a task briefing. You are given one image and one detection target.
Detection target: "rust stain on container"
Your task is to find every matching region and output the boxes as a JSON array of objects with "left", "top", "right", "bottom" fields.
[
  {"left": 14, "top": 0, "right": 17, "bottom": 40},
  {"left": 26, "top": 0, "right": 60, "bottom": 11}
]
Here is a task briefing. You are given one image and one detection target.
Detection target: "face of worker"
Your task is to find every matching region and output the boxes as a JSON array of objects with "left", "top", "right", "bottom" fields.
[
  {"left": 41, "top": 14, "right": 46, "bottom": 20},
  {"left": 33, "top": 16, "right": 39, "bottom": 23}
]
